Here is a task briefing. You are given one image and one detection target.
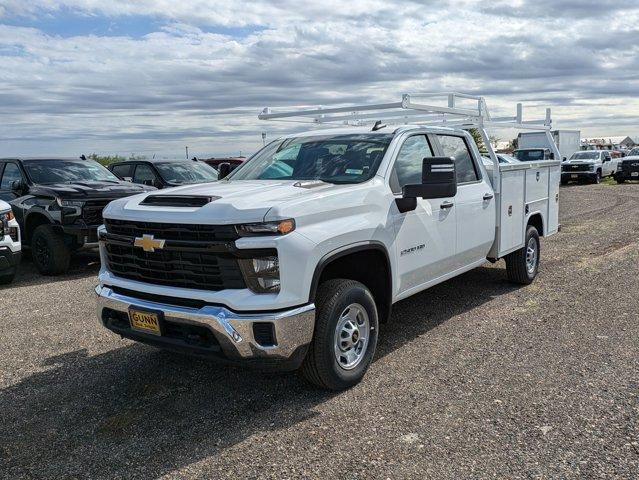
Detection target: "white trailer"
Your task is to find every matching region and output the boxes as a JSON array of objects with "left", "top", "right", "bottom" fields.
[{"left": 518, "top": 130, "right": 580, "bottom": 161}]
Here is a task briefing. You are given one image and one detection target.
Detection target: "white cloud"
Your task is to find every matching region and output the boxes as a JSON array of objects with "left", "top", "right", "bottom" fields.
[{"left": 0, "top": 0, "right": 638, "bottom": 156}]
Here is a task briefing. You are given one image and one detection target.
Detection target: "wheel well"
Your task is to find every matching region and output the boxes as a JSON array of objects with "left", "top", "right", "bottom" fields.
[
  {"left": 312, "top": 246, "right": 392, "bottom": 323},
  {"left": 25, "top": 213, "right": 51, "bottom": 245},
  {"left": 527, "top": 213, "right": 544, "bottom": 237}
]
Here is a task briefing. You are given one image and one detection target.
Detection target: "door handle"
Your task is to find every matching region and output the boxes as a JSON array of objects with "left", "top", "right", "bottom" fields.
[
  {"left": 440, "top": 201, "right": 454, "bottom": 210},
  {"left": 483, "top": 193, "right": 494, "bottom": 201}
]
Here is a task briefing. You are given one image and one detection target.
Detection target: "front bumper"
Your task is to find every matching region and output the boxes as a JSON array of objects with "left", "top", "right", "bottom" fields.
[
  {"left": 614, "top": 170, "right": 639, "bottom": 180},
  {"left": 96, "top": 285, "right": 316, "bottom": 370},
  {"left": 62, "top": 225, "right": 101, "bottom": 244},
  {"left": 561, "top": 171, "right": 595, "bottom": 181},
  {"left": 0, "top": 246, "right": 21, "bottom": 276}
]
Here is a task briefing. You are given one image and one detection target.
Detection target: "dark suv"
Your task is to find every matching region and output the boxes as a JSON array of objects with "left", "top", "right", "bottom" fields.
[
  {"left": 108, "top": 158, "right": 218, "bottom": 188},
  {"left": 0, "top": 158, "right": 154, "bottom": 275}
]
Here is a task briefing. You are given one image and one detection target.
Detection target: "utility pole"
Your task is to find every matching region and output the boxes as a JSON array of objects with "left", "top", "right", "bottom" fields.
[{"left": 185, "top": 146, "right": 189, "bottom": 159}]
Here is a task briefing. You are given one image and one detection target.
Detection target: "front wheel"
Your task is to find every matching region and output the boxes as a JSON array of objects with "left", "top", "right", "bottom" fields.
[
  {"left": 505, "top": 225, "right": 540, "bottom": 285},
  {"left": 593, "top": 171, "right": 601, "bottom": 184},
  {"left": 0, "top": 272, "right": 16, "bottom": 285},
  {"left": 31, "top": 225, "right": 71, "bottom": 275},
  {"left": 300, "top": 279, "right": 378, "bottom": 390}
]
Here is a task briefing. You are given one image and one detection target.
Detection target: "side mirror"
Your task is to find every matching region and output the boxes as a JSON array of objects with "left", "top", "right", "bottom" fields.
[
  {"left": 402, "top": 157, "right": 457, "bottom": 199},
  {"left": 218, "top": 162, "right": 231, "bottom": 179},
  {"left": 549, "top": 152, "right": 555, "bottom": 160},
  {"left": 10, "top": 179, "right": 25, "bottom": 194}
]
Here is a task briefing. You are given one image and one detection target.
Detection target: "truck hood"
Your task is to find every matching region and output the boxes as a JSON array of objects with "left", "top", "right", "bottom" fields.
[
  {"left": 30, "top": 181, "right": 154, "bottom": 200},
  {"left": 103, "top": 179, "right": 355, "bottom": 224}
]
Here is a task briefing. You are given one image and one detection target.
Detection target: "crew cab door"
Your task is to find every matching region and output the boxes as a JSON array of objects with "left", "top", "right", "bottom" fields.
[
  {"left": 601, "top": 151, "right": 613, "bottom": 176},
  {"left": 435, "top": 134, "right": 495, "bottom": 268},
  {"left": 390, "top": 134, "right": 457, "bottom": 294}
]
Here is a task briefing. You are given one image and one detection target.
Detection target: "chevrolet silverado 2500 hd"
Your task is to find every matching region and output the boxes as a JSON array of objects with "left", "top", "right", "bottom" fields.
[{"left": 96, "top": 94, "right": 561, "bottom": 390}]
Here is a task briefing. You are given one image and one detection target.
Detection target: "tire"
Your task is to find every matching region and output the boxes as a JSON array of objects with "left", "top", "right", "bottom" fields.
[
  {"left": 0, "top": 272, "right": 16, "bottom": 285},
  {"left": 616, "top": 178, "right": 625, "bottom": 184},
  {"left": 593, "top": 171, "right": 601, "bottom": 184},
  {"left": 31, "top": 224, "right": 71, "bottom": 275},
  {"left": 300, "top": 279, "right": 379, "bottom": 390},
  {"left": 505, "top": 225, "right": 540, "bottom": 285}
]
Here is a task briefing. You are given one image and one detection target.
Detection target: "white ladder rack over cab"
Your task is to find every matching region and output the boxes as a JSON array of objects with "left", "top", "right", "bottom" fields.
[{"left": 259, "top": 93, "right": 562, "bottom": 258}]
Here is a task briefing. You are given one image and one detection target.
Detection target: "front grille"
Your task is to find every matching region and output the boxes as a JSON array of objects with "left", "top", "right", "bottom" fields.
[
  {"left": 83, "top": 200, "right": 111, "bottom": 226},
  {"left": 562, "top": 164, "right": 591, "bottom": 172},
  {"left": 104, "top": 219, "right": 238, "bottom": 242},
  {"left": 620, "top": 161, "right": 639, "bottom": 172},
  {"left": 103, "top": 220, "right": 246, "bottom": 291}
]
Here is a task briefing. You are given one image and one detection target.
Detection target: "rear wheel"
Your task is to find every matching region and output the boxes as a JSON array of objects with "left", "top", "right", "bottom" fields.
[
  {"left": 31, "top": 225, "right": 71, "bottom": 275},
  {"left": 300, "top": 279, "right": 378, "bottom": 390},
  {"left": 505, "top": 225, "right": 540, "bottom": 285}
]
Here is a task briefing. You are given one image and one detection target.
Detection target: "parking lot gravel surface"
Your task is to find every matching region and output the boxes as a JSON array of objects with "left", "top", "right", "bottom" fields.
[{"left": 1, "top": 184, "right": 638, "bottom": 479}]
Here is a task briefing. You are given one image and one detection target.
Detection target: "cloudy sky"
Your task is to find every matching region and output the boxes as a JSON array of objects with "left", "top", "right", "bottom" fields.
[{"left": 1, "top": 0, "right": 638, "bottom": 158}]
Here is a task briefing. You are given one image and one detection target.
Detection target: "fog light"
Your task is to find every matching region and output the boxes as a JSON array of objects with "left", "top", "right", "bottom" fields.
[{"left": 239, "top": 256, "right": 280, "bottom": 293}]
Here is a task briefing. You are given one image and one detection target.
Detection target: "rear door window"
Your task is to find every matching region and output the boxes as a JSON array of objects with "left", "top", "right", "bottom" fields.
[
  {"left": 133, "top": 164, "right": 157, "bottom": 184},
  {"left": 111, "top": 164, "right": 133, "bottom": 179},
  {"left": 437, "top": 135, "right": 479, "bottom": 184}
]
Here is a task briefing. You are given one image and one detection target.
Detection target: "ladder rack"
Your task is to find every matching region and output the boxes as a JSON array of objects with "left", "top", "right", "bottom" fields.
[
  {"left": 258, "top": 92, "right": 553, "bottom": 131},
  {"left": 258, "top": 92, "right": 563, "bottom": 203}
]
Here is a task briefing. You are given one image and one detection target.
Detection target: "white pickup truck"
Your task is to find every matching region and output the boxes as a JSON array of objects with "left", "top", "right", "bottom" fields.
[
  {"left": 0, "top": 199, "right": 21, "bottom": 285},
  {"left": 96, "top": 94, "right": 561, "bottom": 390}
]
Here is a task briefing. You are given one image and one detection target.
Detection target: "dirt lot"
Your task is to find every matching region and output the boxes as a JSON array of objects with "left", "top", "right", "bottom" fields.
[{"left": 1, "top": 184, "right": 638, "bottom": 479}]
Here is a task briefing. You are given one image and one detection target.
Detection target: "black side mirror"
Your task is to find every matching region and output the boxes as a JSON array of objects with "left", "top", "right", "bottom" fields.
[
  {"left": 548, "top": 152, "right": 555, "bottom": 160},
  {"left": 403, "top": 157, "right": 457, "bottom": 199},
  {"left": 10, "top": 180, "right": 25, "bottom": 194},
  {"left": 218, "top": 162, "right": 231, "bottom": 179}
]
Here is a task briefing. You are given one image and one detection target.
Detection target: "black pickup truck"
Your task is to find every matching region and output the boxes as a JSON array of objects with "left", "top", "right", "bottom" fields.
[
  {"left": 0, "top": 158, "right": 153, "bottom": 275},
  {"left": 614, "top": 148, "right": 639, "bottom": 184}
]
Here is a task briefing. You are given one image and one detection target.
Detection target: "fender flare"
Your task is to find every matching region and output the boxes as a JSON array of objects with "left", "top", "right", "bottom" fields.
[{"left": 308, "top": 240, "right": 392, "bottom": 303}]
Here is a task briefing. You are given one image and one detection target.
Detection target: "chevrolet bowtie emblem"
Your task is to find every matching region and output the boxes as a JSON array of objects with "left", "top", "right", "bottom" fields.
[{"left": 133, "top": 234, "right": 166, "bottom": 252}]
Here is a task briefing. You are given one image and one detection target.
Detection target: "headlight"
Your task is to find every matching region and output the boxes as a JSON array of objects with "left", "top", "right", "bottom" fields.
[
  {"left": 236, "top": 219, "right": 295, "bottom": 237},
  {"left": 57, "top": 199, "right": 86, "bottom": 208},
  {"left": 238, "top": 255, "right": 280, "bottom": 293},
  {"left": 589, "top": 164, "right": 595, "bottom": 172}
]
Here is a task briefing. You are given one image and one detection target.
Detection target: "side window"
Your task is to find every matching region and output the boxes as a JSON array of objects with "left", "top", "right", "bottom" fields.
[
  {"left": 111, "top": 164, "right": 132, "bottom": 179},
  {"left": 390, "top": 135, "right": 433, "bottom": 193},
  {"left": 133, "top": 164, "right": 156, "bottom": 184},
  {"left": 437, "top": 135, "right": 479, "bottom": 184},
  {"left": 0, "top": 163, "right": 23, "bottom": 190}
]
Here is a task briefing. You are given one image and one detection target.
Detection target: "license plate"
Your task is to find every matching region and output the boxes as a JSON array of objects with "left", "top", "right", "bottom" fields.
[
  {"left": 571, "top": 174, "right": 578, "bottom": 179},
  {"left": 632, "top": 172, "right": 639, "bottom": 177},
  {"left": 129, "top": 308, "right": 161, "bottom": 335}
]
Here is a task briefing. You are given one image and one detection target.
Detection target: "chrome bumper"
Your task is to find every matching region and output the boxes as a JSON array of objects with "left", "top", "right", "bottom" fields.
[{"left": 96, "top": 285, "right": 315, "bottom": 364}]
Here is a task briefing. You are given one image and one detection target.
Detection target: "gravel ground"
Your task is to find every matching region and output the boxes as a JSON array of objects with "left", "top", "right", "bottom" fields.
[{"left": 1, "top": 184, "right": 638, "bottom": 479}]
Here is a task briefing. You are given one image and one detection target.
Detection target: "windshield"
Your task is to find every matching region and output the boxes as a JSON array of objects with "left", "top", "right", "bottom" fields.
[
  {"left": 514, "top": 150, "right": 546, "bottom": 162},
  {"left": 230, "top": 134, "right": 394, "bottom": 184},
  {"left": 156, "top": 162, "right": 218, "bottom": 184},
  {"left": 25, "top": 160, "right": 120, "bottom": 184},
  {"left": 570, "top": 152, "right": 599, "bottom": 160}
]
